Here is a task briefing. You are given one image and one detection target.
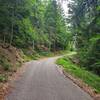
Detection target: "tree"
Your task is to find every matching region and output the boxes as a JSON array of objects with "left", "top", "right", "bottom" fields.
[
  {"left": 68, "top": 0, "right": 100, "bottom": 75},
  {"left": 44, "top": 0, "right": 69, "bottom": 51}
]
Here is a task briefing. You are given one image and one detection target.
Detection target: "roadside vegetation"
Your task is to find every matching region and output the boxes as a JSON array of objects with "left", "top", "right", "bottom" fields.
[
  {"left": 56, "top": 0, "right": 100, "bottom": 96},
  {"left": 57, "top": 55, "right": 100, "bottom": 93}
]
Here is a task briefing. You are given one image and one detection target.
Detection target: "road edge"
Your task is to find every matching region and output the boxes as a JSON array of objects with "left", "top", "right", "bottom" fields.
[{"left": 56, "top": 64, "right": 100, "bottom": 100}]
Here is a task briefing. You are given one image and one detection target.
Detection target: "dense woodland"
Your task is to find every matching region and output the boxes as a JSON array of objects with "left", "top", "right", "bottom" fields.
[
  {"left": 0, "top": 0, "right": 100, "bottom": 76},
  {"left": 68, "top": 0, "right": 100, "bottom": 75},
  {"left": 0, "top": 0, "right": 69, "bottom": 51}
]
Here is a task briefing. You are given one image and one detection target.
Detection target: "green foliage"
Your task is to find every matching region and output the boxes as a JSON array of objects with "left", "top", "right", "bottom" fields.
[
  {"left": 0, "top": 55, "right": 12, "bottom": 71},
  {"left": 68, "top": 0, "right": 100, "bottom": 75},
  {"left": 84, "top": 36, "right": 100, "bottom": 74},
  {"left": 44, "top": 0, "right": 69, "bottom": 51},
  {"left": 0, "top": 74, "right": 8, "bottom": 82},
  {"left": 0, "top": 0, "right": 69, "bottom": 51}
]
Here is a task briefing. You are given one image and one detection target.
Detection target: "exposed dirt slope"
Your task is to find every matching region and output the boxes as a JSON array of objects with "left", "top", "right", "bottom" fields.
[
  {"left": 0, "top": 45, "right": 24, "bottom": 72},
  {"left": 0, "top": 44, "right": 24, "bottom": 100}
]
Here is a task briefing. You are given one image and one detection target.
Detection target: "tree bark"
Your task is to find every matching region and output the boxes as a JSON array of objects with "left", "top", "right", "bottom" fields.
[{"left": 10, "top": 8, "right": 14, "bottom": 47}]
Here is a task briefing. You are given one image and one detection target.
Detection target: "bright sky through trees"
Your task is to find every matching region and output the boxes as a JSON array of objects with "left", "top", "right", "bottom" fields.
[{"left": 58, "top": 0, "right": 71, "bottom": 16}]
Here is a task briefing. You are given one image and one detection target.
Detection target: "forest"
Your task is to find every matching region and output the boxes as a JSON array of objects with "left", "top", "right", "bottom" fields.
[
  {"left": 68, "top": 0, "right": 100, "bottom": 75},
  {"left": 0, "top": 0, "right": 99, "bottom": 74},
  {"left": 0, "top": 0, "right": 100, "bottom": 97},
  {"left": 0, "top": 0, "right": 69, "bottom": 51}
]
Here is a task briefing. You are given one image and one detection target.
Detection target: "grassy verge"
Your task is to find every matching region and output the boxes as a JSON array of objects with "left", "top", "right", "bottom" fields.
[{"left": 56, "top": 57, "right": 100, "bottom": 93}]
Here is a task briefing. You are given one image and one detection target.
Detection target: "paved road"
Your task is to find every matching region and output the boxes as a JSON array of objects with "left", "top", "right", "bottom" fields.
[{"left": 5, "top": 57, "right": 93, "bottom": 100}]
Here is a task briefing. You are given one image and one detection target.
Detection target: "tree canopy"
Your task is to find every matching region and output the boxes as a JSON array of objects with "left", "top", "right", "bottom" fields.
[
  {"left": 68, "top": 0, "right": 100, "bottom": 75},
  {"left": 0, "top": 0, "right": 69, "bottom": 51}
]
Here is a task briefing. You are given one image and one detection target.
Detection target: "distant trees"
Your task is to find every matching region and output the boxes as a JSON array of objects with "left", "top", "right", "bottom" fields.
[
  {"left": 0, "top": 0, "right": 30, "bottom": 47},
  {"left": 1, "top": 0, "right": 99, "bottom": 75},
  {"left": 0, "top": 0, "right": 69, "bottom": 51},
  {"left": 68, "top": 0, "right": 100, "bottom": 75},
  {"left": 44, "top": 0, "right": 69, "bottom": 51}
]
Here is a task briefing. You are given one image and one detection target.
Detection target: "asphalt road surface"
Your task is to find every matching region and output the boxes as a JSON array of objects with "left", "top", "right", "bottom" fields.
[{"left": 5, "top": 57, "right": 93, "bottom": 100}]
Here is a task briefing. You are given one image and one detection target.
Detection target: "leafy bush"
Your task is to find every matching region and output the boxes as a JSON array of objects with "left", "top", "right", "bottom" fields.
[
  {"left": 0, "top": 55, "right": 12, "bottom": 71},
  {"left": 78, "top": 36, "right": 100, "bottom": 76},
  {"left": 0, "top": 74, "right": 8, "bottom": 82},
  {"left": 3, "top": 62, "right": 12, "bottom": 71},
  {"left": 91, "top": 62, "right": 100, "bottom": 76}
]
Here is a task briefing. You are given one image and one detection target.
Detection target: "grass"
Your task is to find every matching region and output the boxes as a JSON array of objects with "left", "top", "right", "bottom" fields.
[{"left": 56, "top": 57, "right": 100, "bottom": 93}]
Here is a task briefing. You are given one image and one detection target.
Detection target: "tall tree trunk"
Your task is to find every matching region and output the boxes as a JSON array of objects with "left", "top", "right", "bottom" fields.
[
  {"left": 33, "top": 40, "right": 35, "bottom": 50},
  {"left": 10, "top": 9, "right": 14, "bottom": 47},
  {"left": 3, "top": 34, "right": 6, "bottom": 46},
  {"left": 3, "top": 28, "right": 7, "bottom": 48}
]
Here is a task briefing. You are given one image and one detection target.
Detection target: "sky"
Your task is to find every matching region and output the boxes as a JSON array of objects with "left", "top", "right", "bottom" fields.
[
  {"left": 58, "top": 0, "right": 71, "bottom": 16},
  {"left": 42, "top": 0, "right": 71, "bottom": 16}
]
